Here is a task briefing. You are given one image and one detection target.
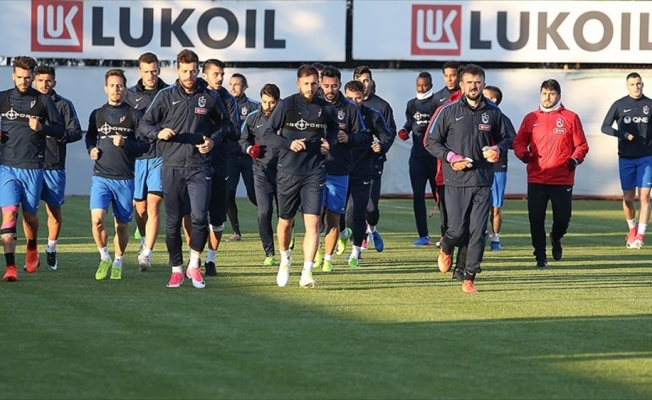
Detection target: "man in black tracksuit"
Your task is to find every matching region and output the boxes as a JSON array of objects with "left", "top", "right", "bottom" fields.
[
  {"left": 343, "top": 80, "right": 391, "bottom": 264},
  {"left": 353, "top": 66, "right": 397, "bottom": 250},
  {"left": 227, "top": 73, "right": 259, "bottom": 241},
  {"left": 239, "top": 84, "right": 281, "bottom": 266},
  {"left": 139, "top": 49, "right": 233, "bottom": 289},
  {"left": 262, "top": 64, "right": 339, "bottom": 288},
  {"left": 197, "top": 59, "right": 242, "bottom": 276},
  {"left": 426, "top": 64, "right": 512, "bottom": 293},
  {"left": 433, "top": 61, "right": 462, "bottom": 105},
  {"left": 398, "top": 71, "right": 440, "bottom": 246}
]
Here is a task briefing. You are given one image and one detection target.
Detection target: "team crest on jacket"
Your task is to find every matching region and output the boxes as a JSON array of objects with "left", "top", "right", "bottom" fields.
[
  {"left": 337, "top": 109, "right": 345, "bottom": 120},
  {"left": 553, "top": 117, "right": 566, "bottom": 134},
  {"left": 481, "top": 113, "right": 489, "bottom": 124},
  {"left": 241, "top": 106, "right": 248, "bottom": 116},
  {"left": 624, "top": 116, "right": 632, "bottom": 124},
  {"left": 120, "top": 116, "right": 126, "bottom": 123},
  {"left": 644, "top": 105, "right": 650, "bottom": 115},
  {"left": 317, "top": 108, "right": 322, "bottom": 117},
  {"left": 198, "top": 95, "right": 206, "bottom": 108},
  {"left": 30, "top": 100, "right": 36, "bottom": 108}
]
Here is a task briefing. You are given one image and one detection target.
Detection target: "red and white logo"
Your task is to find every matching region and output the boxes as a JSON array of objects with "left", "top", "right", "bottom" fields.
[
  {"left": 411, "top": 4, "right": 461, "bottom": 56},
  {"left": 31, "top": 0, "right": 83, "bottom": 52}
]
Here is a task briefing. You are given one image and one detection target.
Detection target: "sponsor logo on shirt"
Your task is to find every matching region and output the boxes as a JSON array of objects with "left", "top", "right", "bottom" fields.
[{"left": 195, "top": 107, "right": 208, "bottom": 115}]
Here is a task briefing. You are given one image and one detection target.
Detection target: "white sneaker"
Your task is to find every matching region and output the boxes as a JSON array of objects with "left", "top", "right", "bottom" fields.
[
  {"left": 138, "top": 253, "right": 151, "bottom": 272},
  {"left": 299, "top": 270, "right": 316, "bottom": 288},
  {"left": 185, "top": 267, "right": 206, "bottom": 289},
  {"left": 276, "top": 257, "right": 291, "bottom": 287}
]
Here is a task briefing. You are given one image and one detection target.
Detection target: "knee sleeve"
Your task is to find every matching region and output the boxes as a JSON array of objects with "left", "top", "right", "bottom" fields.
[
  {"left": 210, "top": 223, "right": 225, "bottom": 233},
  {"left": 1, "top": 206, "right": 19, "bottom": 234}
]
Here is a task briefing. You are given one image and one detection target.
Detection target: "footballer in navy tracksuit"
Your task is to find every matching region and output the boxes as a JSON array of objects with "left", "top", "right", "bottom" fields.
[
  {"left": 39, "top": 78, "right": 83, "bottom": 270},
  {"left": 0, "top": 62, "right": 65, "bottom": 279},
  {"left": 601, "top": 74, "right": 652, "bottom": 248},
  {"left": 362, "top": 92, "right": 397, "bottom": 232},
  {"left": 399, "top": 76, "right": 440, "bottom": 244},
  {"left": 240, "top": 93, "right": 281, "bottom": 261},
  {"left": 345, "top": 90, "right": 391, "bottom": 256},
  {"left": 139, "top": 77, "right": 233, "bottom": 273},
  {"left": 263, "top": 66, "right": 340, "bottom": 287},
  {"left": 426, "top": 69, "right": 511, "bottom": 289},
  {"left": 226, "top": 91, "right": 259, "bottom": 238}
]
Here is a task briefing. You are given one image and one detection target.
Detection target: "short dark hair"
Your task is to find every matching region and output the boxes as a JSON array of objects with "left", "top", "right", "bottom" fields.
[
  {"left": 417, "top": 71, "right": 432, "bottom": 82},
  {"left": 344, "top": 80, "right": 364, "bottom": 94},
  {"left": 138, "top": 52, "right": 159, "bottom": 66},
  {"left": 458, "top": 64, "right": 485, "bottom": 81},
  {"left": 442, "top": 61, "right": 461, "bottom": 73},
  {"left": 177, "top": 49, "right": 199, "bottom": 66},
  {"left": 297, "top": 64, "right": 318, "bottom": 80},
  {"left": 321, "top": 66, "right": 341, "bottom": 81},
  {"left": 260, "top": 83, "right": 280, "bottom": 100},
  {"left": 105, "top": 69, "right": 127, "bottom": 86},
  {"left": 627, "top": 72, "right": 642, "bottom": 81},
  {"left": 203, "top": 59, "right": 226, "bottom": 72},
  {"left": 231, "top": 72, "right": 248, "bottom": 87},
  {"left": 353, "top": 66, "right": 372, "bottom": 80},
  {"left": 13, "top": 56, "right": 37, "bottom": 72},
  {"left": 312, "top": 62, "right": 325, "bottom": 72},
  {"left": 483, "top": 85, "right": 503, "bottom": 105},
  {"left": 34, "top": 65, "right": 56, "bottom": 78},
  {"left": 540, "top": 79, "right": 561, "bottom": 95}
]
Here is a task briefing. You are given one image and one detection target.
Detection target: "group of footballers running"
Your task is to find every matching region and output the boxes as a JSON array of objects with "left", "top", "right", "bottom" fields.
[{"left": 3, "top": 49, "right": 650, "bottom": 293}]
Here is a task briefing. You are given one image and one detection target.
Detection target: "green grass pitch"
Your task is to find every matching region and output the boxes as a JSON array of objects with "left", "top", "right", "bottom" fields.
[{"left": 1, "top": 197, "right": 650, "bottom": 399}]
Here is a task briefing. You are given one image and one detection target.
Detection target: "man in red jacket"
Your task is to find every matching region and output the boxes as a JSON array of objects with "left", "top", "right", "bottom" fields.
[{"left": 513, "top": 79, "right": 589, "bottom": 268}]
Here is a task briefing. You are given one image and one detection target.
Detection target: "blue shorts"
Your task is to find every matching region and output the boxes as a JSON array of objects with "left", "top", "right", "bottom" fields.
[
  {"left": 492, "top": 171, "right": 507, "bottom": 208},
  {"left": 41, "top": 169, "right": 66, "bottom": 207},
  {"left": 0, "top": 165, "right": 43, "bottom": 213},
  {"left": 134, "top": 157, "right": 163, "bottom": 200},
  {"left": 619, "top": 156, "right": 652, "bottom": 191},
  {"left": 89, "top": 176, "right": 135, "bottom": 223},
  {"left": 322, "top": 174, "right": 349, "bottom": 214}
]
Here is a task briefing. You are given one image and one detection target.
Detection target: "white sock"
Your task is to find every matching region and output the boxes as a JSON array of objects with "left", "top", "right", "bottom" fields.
[
  {"left": 369, "top": 225, "right": 377, "bottom": 233},
  {"left": 638, "top": 224, "right": 647, "bottom": 236},
  {"left": 303, "top": 261, "right": 313, "bottom": 272},
  {"left": 188, "top": 252, "right": 200, "bottom": 268},
  {"left": 340, "top": 229, "right": 350, "bottom": 239},
  {"left": 627, "top": 219, "right": 637, "bottom": 229},
  {"left": 172, "top": 265, "right": 183, "bottom": 274},
  {"left": 142, "top": 247, "right": 152, "bottom": 257},
  {"left": 206, "top": 249, "right": 217, "bottom": 263},
  {"left": 140, "top": 237, "right": 145, "bottom": 247},
  {"left": 47, "top": 239, "right": 57, "bottom": 253},
  {"left": 492, "top": 233, "right": 500, "bottom": 242},
  {"left": 324, "top": 254, "right": 333, "bottom": 261},
  {"left": 281, "top": 250, "right": 291, "bottom": 262},
  {"left": 351, "top": 246, "right": 360, "bottom": 259},
  {"left": 113, "top": 256, "right": 123, "bottom": 268},
  {"left": 98, "top": 247, "right": 111, "bottom": 261}
]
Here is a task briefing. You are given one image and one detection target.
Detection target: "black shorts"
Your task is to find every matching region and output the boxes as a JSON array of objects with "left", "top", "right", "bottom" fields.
[
  {"left": 209, "top": 171, "right": 229, "bottom": 226},
  {"left": 277, "top": 172, "right": 325, "bottom": 219}
]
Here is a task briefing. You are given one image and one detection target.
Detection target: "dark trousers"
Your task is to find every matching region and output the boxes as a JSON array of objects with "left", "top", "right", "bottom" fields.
[
  {"left": 366, "top": 161, "right": 384, "bottom": 226},
  {"left": 409, "top": 155, "right": 437, "bottom": 238},
  {"left": 227, "top": 154, "right": 257, "bottom": 234},
  {"left": 162, "top": 166, "right": 212, "bottom": 267},
  {"left": 440, "top": 185, "right": 491, "bottom": 276},
  {"left": 345, "top": 175, "right": 372, "bottom": 247},
  {"left": 436, "top": 185, "right": 447, "bottom": 238},
  {"left": 253, "top": 168, "right": 278, "bottom": 257},
  {"left": 527, "top": 183, "right": 573, "bottom": 260}
]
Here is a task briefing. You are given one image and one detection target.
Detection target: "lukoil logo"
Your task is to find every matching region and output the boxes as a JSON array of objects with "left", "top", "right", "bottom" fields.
[
  {"left": 31, "top": 0, "right": 84, "bottom": 52},
  {"left": 411, "top": 4, "right": 461, "bottom": 56}
]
